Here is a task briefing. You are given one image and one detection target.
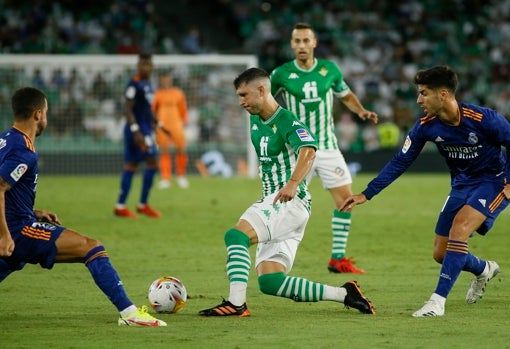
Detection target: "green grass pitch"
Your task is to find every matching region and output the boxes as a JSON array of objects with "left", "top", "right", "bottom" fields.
[{"left": 1, "top": 174, "right": 509, "bottom": 349}]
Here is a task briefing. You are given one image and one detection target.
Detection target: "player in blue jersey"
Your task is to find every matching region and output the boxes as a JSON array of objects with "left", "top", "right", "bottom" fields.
[
  {"left": 0, "top": 87, "right": 166, "bottom": 326},
  {"left": 341, "top": 65, "right": 509, "bottom": 317},
  {"left": 114, "top": 53, "right": 161, "bottom": 218},
  {"left": 198, "top": 68, "right": 375, "bottom": 317}
]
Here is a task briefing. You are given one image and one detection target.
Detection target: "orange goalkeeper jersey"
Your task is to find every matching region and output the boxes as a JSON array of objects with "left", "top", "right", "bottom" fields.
[{"left": 152, "top": 87, "right": 188, "bottom": 147}]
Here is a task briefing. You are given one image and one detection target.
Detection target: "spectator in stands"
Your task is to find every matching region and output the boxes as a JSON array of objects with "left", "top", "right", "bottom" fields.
[{"left": 181, "top": 27, "right": 204, "bottom": 54}]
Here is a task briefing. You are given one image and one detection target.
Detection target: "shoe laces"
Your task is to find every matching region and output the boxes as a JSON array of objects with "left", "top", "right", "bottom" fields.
[{"left": 138, "top": 305, "right": 150, "bottom": 315}]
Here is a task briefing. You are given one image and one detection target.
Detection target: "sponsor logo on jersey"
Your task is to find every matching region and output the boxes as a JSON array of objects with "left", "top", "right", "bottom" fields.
[
  {"left": 0, "top": 138, "right": 6, "bottom": 150},
  {"left": 296, "top": 128, "right": 314, "bottom": 142},
  {"left": 402, "top": 136, "right": 412, "bottom": 154},
  {"left": 10, "top": 163, "right": 28, "bottom": 182},
  {"left": 292, "top": 121, "right": 301, "bottom": 126},
  {"left": 434, "top": 136, "right": 444, "bottom": 142},
  {"left": 288, "top": 73, "right": 299, "bottom": 79},
  {"left": 32, "top": 222, "right": 57, "bottom": 231},
  {"left": 252, "top": 124, "right": 258, "bottom": 131},
  {"left": 478, "top": 199, "right": 486, "bottom": 207}
]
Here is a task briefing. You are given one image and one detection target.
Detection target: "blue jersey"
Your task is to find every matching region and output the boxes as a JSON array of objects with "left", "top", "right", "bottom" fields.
[
  {"left": 0, "top": 127, "right": 38, "bottom": 232},
  {"left": 123, "top": 74, "right": 158, "bottom": 161},
  {"left": 125, "top": 74, "right": 155, "bottom": 135},
  {"left": 363, "top": 102, "right": 510, "bottom": 199}
]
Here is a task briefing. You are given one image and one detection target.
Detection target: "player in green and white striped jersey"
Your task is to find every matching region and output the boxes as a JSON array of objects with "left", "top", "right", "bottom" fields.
[
  {"left": 198, "top": 67, "right": 375, "bottom": 317},
  {"left": 271, "top": 22, "right": 378, "bottom": 274}
]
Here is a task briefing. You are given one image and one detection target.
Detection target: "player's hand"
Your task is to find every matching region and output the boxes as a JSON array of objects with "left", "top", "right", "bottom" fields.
[
  {"left": 35, "top": 209, "right": 61, "bottom": 225},
  {"left": 133, "top": 131, "right": 147, "bottom": 151},
  {"left": 0, "top": 233, "right": 14, "bottom": 257},
  {"left": 339, "top": 194, "right": 367, "bottom": 212},
  {"left": 273, "top": 182, "right": 298, "bottom": 206},
  {"left": 358, "top": 110, "right": 379, "bottom": 124}
]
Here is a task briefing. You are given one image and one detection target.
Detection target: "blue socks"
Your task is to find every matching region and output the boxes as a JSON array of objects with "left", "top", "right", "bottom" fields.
[{"left": 84, "top": 246, "right": 133, "bottom": 311}]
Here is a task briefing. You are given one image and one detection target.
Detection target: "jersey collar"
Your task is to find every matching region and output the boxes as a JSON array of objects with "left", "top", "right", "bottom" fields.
[{"left": 293, "top": 58, "right": 317, "bottom": 72}]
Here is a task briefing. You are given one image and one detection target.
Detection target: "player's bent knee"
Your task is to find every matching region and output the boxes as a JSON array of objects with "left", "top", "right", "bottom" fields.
[
  {"left": 224, "top": 228, "right": 250, "bottom": 247},
  {"left": 258, "top": 272, "right": 285, "bottom": 296}
]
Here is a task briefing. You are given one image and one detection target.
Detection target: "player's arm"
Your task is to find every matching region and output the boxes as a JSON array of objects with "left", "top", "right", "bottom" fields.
[
  {"left": 273, "top": 146, "right": 316, "bottom": 205},
  {"left": 179, "top": 91, "right": 189, "bottom": 125},
  {"left": 0, "top": 176, "right": 14, "bottom": 257},
  {"left": 341, "top": 128, "right": 425, "bottom": 211},
  {"left": 125, "top": 99, "right": 145, "bottom": 149},
  {"left": 340, "top": 91, "right": 378, "bottom": 124}
]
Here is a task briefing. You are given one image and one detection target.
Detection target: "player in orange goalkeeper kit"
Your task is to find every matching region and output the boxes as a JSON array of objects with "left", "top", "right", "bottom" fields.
[{"left": 152, "top": 71, "right": 189, "bottom": 189}]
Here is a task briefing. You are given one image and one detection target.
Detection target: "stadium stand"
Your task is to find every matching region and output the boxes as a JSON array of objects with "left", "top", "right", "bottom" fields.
[{"left": 1, "top": 0, "right": 509, "bottom": 162}]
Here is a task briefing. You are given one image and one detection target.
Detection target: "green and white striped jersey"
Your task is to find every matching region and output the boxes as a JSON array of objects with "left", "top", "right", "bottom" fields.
[
  {"left": 270, "top": 59, "right": 350, "bottom": 151},
  {"left": 250, "top": 106, "right": 317, "bottom": 202}
]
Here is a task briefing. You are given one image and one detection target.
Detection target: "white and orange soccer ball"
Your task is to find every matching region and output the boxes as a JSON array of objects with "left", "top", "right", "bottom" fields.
[{"left": 148, "top": 276, "right": 187, "bottom": 313}]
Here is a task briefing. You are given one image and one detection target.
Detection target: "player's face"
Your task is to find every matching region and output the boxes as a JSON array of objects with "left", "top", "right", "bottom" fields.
[
  {"left": 416, "top": 85, "right": 442, "bottom": 117},
  {"left": 35, "top": 99, "right": 48, "bottom": 137},
  {"left": 159, "top": 75, "right": 172, "bottom": 88},
  {"left": 236, "top": 81, "right": 263, "bottom": 115},
  {"left": 138, "top": 59, "right": 154, "bottom": 79},
  {"left": 291, "top": 29, "right": 317, "bottom": 61}
]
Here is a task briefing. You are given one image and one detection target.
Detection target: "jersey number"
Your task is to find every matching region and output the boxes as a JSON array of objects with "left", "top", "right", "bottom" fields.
[
  {"left": 260, "top": 136, "right": 269, "bottom": 156},
  {"left": 302, "top": 81, "right": 318, "bottom": 100}
]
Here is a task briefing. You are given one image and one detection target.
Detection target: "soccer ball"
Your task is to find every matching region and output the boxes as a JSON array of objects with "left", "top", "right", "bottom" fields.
[{"left": 148, "top": 276, "right": 187, "bottom": 313}]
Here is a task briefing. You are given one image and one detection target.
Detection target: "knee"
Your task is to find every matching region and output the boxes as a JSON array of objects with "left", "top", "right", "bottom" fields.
[
  {"left": 86, "top": 237, "right": 102, "bottom": 250},
  {"left": 258, "top": 272, "right": 285, "bottom": 296},
  {"left": 224, "top": 228, "right": 250, "bottom": 247}
]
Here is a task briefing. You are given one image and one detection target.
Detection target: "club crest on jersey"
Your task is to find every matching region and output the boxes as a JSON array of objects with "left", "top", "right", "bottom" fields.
[
  {"left": 272, "top": 124, "right": 277, "bottom": 133},
  {"left": 402, "top": 136, "right": 412, "bottom": 154},
  {"left": 468, "top": 132, "right": 478, "bottom": 144},
  {"left": 10, "top": 163, "right": 28, "bottom": 181},
  {"left": 319, "top": 67, "right": 328, "bottom": 76},
  {"left": 296, "top": 128, "right": 314, "bottom": 141}
]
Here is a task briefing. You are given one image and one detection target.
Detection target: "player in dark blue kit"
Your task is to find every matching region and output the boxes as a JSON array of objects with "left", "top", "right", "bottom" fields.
[
  {"left": 341, "top": 65, "right": 510, "bottom": 317},
  {"left": 114, "top": 53, "right": 161, "bottom": 218},
  {"left": 0, "top": 87, "right": 166, "bottom": 326}
]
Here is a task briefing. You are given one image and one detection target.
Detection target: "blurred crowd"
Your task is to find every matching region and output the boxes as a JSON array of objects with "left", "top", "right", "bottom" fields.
[{"left": 1, "top": 0, "right": 510, "bottom": 152}]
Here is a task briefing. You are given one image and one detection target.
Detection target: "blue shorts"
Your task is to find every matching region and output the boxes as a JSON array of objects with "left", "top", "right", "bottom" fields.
[
  {"left": 124, "top": 129, "right": 158, "bottom": 163},
  {"left": 435, "top": 179, "right": 509, "bottom": 236},
  {"left": 2, "top": 221, "right": 65, "bottom": 270}
]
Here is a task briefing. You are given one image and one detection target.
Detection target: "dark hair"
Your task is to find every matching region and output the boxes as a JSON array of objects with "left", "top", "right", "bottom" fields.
[
  {"left": 138, "top": 53, "right": 152, "bottom": 61},
  {"left": 294, "top": 22, "right": 314, "bottom": 31},
  {"left": 414, "top": 65, "right": 458, "bottom": 93},
  {"left": 233, "top": 67, "right": 269, "bottom": 89},
  {"left": 11, "top": 87, "right": 46, "bottom": 120}
]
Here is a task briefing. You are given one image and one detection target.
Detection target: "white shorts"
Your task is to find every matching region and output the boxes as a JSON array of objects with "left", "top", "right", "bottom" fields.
[
  {"left": 240, "top": 193, "right": 310, "bottom": 273},
  {"left": 306, "top": 149, "right": 352, "bottom": 189}
]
